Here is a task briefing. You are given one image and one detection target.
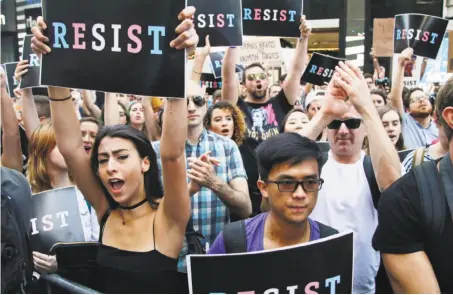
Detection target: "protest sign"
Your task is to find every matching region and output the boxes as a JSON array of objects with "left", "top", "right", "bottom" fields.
[
  {"left": 392, "top": 54, "right": 423, "bottom": 88},
  {"left": 4, "top": 62, "right": 19, "bottom": 98},
  {"left": 41, "top": 0, "right": 186, "bottom": 98},
  {"left": 24, "top": 7, "right": 42, "bottom": 35},
  {"left": 188, "top": 231, "right": 353, "bottom": 294},
  {"left": 20, "top": 35, "right": 41, "bottom": 89},
  {"left": 242, "top": 0, "right": 302, "bottom": 38},
  {"left": 301, "top": 53, "right": 345, "bottom": 86},
  {"left": 209, "top": 51, "right": 244, "bottom": 79},
  {"left": 200, "top": 73, "right": 222, "bottom": 95},
  {"left": 239, "top": 37, "right": 282, "bottom": 66},
  {"left": 373, "top": 18, "right": 394, "bottom": 57},
  {"left": 30, "top": 186, "right": 85, "bottom": 254},
  {"left": 394, "top": 14, "right": 448, "bottom": 60},
  {"left": 190, "top": 0, "right": 243, "bottom": 47}
]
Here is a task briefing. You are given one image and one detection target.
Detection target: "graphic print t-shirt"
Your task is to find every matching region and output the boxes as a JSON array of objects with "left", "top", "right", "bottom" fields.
[{"left": 237, "top": 90, "right": 292, "bottom": 215}]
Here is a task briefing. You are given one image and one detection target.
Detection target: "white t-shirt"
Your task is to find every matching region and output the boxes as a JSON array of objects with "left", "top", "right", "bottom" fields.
[
  {"left": 75, "top": 189, "right": 100, "bottom": 242},
  {"left": 311, "top": 151, "right": 380, "bottom": 294}
]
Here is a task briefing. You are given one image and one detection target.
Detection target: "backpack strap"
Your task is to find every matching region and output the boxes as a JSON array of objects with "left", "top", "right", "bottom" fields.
[
  {"left": 223, "top": 220, "right": 247, "bottom": 254},
  {"left": 413, "top": 160, "right": 446, "bottom": 237},
  {"left": 412, "top": 147, "right": 426, "bottom": 168},
  {"left": 363, "top": 155, "right": 381, "bottom": 209},
  {"left": 318, "top": 222, "right": 339, "bottom": 238}
]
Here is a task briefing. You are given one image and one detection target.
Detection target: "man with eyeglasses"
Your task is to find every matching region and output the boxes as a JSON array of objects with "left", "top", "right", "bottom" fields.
[
  {"left": 152, "top": 80, "right": 251, "bottom": 272},
  {"left": 389, "top": 48, "right": 439, "bottom": 149},
  {"left": 299, "top": 62, "right": 401, "bottom": 294},
  {"left": 208, "top": 133, "right": 338, "bottom": 255},
  {"left": 221, "top": 17, "right": 312, "bottom": 217}
]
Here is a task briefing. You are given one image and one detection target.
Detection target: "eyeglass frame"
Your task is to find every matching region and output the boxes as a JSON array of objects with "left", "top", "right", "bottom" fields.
[
  {"left": 265, "top": 179, "right": 324, "bottom": 193},
  {"left": 247, "top": 73, "right": 267, "bottom": 81},
  {"left": 187, "top": 95, "right": 206, "bottom": 107}
]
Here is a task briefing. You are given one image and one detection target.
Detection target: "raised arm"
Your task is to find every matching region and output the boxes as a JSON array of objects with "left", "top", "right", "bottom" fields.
[
  {"left": 221, "top": 47, "right": 240, "bottom": 105},
  {"left": 141, "top": 96, "right": 161, "bottom": 141},
  {"left": 158, "top": 7, "right": 198, "bottom": 233},
  {"left": 31, "top": 17, "right": 108, "bottom": 216},
  {"left": 335, "top": 61, "right": 401, "bottom": 191},
  {"left": 1, "top": 70, "right": 23, "bottom": 172},
  {"left": 190, "top": 35, "right": 210, "bottom": 83},
  {"left": 282, "top": 16, "right": 311, "bottom": 106},
  {"left": 14, "top": 60, "right": 41, "bottom": 139},
  {"left": 389, "top": 48, "right": 413, "bottom": 117},
  {"left": 82, "top": 90, "right": 102, "bottom": 119},
  {"left": 103, "top": 93, "right": 121, "bottom": 126}
]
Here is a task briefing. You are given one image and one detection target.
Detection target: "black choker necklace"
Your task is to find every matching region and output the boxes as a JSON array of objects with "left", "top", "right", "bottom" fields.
[{"left": 119, "top": 198, "right": 147, "bottom": 210}]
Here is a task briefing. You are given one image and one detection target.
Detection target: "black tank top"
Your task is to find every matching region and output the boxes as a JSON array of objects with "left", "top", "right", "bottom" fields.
[{"left": 95, "top": 209, "right": 188, "bottom": 294}]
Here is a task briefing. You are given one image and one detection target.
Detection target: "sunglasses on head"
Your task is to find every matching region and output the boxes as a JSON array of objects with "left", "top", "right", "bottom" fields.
[
  {"left": 327, "top": 118, "right": 362, "bottom": 130},
  {"left": 187, "top": 95, "right": 206, "bottom": 107},
  {"left": 247, "top": 73, "right": 267, "bottom": 81}
]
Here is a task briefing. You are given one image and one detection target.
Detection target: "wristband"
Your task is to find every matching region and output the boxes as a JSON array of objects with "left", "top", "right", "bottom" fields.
[{"left": 48, "top": 95, "right": 72, "bottom": 102}]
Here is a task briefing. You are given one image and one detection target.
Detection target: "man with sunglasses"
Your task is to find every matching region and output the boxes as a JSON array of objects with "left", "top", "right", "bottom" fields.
[
  {"left": 389, "top": 48, "right": 438, "bottom": 149},
  {"left": 221, "top": 16, "right": 312, "bottom": 217},
  {"left": 299, "top": 62, "right": 401, "bottom": 294},
  {"left": 152, "top": 80, "right": 251, "bottom": 272},
  {"left": 208, "top": 133, "right": 338, "bottom": 255}
]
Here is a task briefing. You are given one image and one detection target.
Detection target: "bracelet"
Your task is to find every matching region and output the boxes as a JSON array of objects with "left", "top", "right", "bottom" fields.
[
  {"left": 48, "top": 95, "right": 72, "bottom": 102},
  {"left": 192, "top": 69, "right": 202, "bottom": 75}
]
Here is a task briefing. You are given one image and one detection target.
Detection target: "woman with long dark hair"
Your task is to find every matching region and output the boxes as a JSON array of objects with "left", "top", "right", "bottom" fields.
[{"left": 31, "top": 7, "right": 199, "bottom": 293}]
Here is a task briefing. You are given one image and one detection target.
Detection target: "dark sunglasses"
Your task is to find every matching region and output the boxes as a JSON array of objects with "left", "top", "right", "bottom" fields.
[
  {"left": 327, "top": 118, "right": 362, "bottom": 130},
  {"left": 266, "top": 179, "right": 324, "bottom": 193},
  {"left": 247, "top": 73, "right": 267, "bottom": 81},
  {"left": 187, "top": 96, "right": 206, "bottom": 107}
]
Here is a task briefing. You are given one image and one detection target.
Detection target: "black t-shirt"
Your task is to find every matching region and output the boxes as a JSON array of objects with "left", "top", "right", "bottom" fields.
[
  {"left": 237, "top": 90, "right": 292, "bottom": 215},
  {"left": 372, "top": 167, "right": 453, "bottom": 293}
]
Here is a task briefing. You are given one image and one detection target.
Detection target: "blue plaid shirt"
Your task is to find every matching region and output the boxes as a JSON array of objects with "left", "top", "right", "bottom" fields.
[{"left": 152, "top": 129, "right": 247, "bottom": 272}]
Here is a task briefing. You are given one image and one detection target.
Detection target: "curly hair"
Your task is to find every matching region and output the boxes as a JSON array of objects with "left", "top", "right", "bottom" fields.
[{"left": 203, "top": 101, "right": 246, "bottom": 146}]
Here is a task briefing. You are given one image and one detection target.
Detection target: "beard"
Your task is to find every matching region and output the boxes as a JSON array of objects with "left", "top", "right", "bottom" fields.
[
  {"left": 411, "top": 107, "right": 432, "bottom": 119},
  {"left": 249, "top": 85, "right": 267, "bottom": 100}
]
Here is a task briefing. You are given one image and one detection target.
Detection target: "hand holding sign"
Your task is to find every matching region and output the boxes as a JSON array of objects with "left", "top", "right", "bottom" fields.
[
  {"left": 14, "top": 60, "right": 30, "bottom": 84},
  {"left": 33, "top": 251, "right": 58, "bottom": 274},
  {"left": 299, "top": 15, "right": 312, "bottom": 40},
  {"left": 398, "top": 47, "right": 414, "bottom": 67},
  {"left": 173, "top": 6, "right": 200, "bottom": 51},
  {"left": 31, "top": 16, "right": 50, "bottom": 56}
]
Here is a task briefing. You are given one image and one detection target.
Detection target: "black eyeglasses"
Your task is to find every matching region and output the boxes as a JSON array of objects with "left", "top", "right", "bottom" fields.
[
  {"left": 187, "top": 96, "right": 206, "bottom": 107},
  {"left": 266, "top": 179, "right": 324, "bottom": 192},
  {"left": 247, "top": 73, "right": 267, "bottom": 81},
  {"left": 327, "top": 118, "right": 362, "bottom": 130}
]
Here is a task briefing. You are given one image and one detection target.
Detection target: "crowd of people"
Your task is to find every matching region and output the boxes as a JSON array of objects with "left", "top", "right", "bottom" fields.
[{"left": 1, "top": 5, "right": 453, "bottom": 295}]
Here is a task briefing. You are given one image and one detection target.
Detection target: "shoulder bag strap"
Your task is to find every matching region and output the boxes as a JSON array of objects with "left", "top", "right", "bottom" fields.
[{"left": 223, "top": 220, "right": 247, "bottom": 253}]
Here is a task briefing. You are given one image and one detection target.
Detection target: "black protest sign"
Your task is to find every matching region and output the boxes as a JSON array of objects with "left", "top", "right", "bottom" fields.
[
  {"left": 190, "top": 0, "right": 243, "bottom": 47},
  {"left": 301, "top": 53, "right": 345, "bottom": 86},
  {"left": 188, "top": 231, "right": 353, "bottom": 294},
  {"left": 30, "top": 186, "right": 85, "bottom": 254},
  {"left": 394, "top": 14, "right": 448, "bottom": 60},
  {"left": 209, "top": 51, "right": 244, "bottom": 79},
  {"left": 20, "top": 35, "right": 41, "bottom": 89},
  {"left": 24, "top": 7, "right": 42, "bottom": 35},
  {"left": 41, "top": 0, "right": 186, "bottom": 98},
  {"left": 242, "top": 0, "right": 302, "bottom": 38},
  {"left": 200, "top": 73, "right": 222, "bottom": 95},
  {"left": 4, "top": 62, "right": 19, "bottom": 97}
]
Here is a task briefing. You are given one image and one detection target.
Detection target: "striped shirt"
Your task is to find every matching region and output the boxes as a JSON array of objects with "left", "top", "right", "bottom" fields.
[
  {"left": 152, "top": 129, "right": 247, "bottom": 272},
  {"left": 402, "top": 113, "right": 439, "bottom": 149},
  {"left": 402, "top": 148, "right": 435, "bottom": 173}
]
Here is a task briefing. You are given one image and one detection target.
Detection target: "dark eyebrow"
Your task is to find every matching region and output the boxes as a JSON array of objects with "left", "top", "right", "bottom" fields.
[
  {"left": 98, "top": 149, "right": 129, "bottom": 157},
  {"left": 276, "top": 174, "right": 318, "bottom": 180}
]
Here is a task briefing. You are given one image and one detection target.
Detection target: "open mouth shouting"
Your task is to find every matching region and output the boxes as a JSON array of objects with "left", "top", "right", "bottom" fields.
[
  {"left": 221, "top": 128, "right": 231, "bottom": 137},
  {"left": 83, "top": 144, "right": 92, "bottom": 154},
  {"left": 108, "top": 178, "right": 125, "bottom": 194}
]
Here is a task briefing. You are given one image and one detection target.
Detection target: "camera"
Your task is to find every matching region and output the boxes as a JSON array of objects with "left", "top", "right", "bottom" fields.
[{"left": 375, "top": 77, "right": 391, "bottom": 87}]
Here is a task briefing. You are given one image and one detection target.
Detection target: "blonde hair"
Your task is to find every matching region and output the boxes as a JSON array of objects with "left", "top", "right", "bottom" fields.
[{"left": 27, "top": 121, "right": 57, "bottom": 193}]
